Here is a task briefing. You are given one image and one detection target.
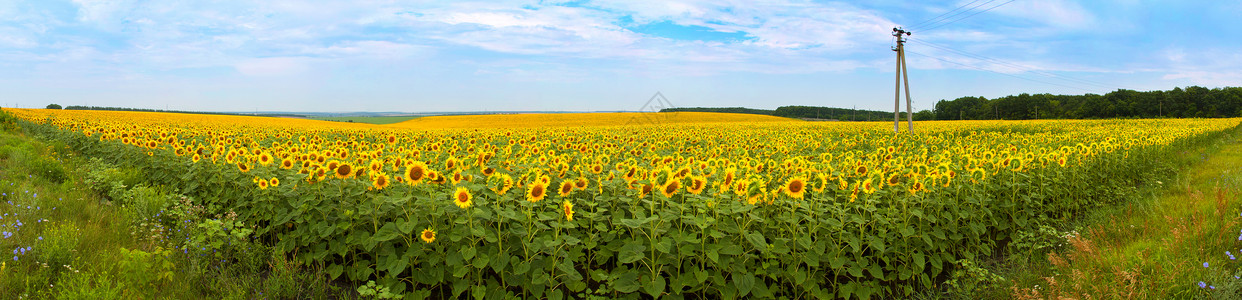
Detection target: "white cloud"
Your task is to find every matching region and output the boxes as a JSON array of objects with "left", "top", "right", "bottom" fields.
[
  {"left": 991, "top": 0, "right": 1096, "bottom": 30},
  {"left": 233, "top": 57, "right": 312, "bottom": 76}
]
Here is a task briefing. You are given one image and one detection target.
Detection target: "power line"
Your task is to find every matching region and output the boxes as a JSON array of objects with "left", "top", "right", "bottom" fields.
[
  {"left": 908, "top": 38, "right": 1123, "bottom": 91},
  {"left": 907, "top": 0, "right": 983, "bottom": 29},
  {"left": 919, "top": 0, "right": 1013, "bottom": 32},
  {"left": 908, "top": 0, "right": 998, "bottom": 31},
  {"left": 905, "top": 50, "right": 1103, "bottom": 93}
]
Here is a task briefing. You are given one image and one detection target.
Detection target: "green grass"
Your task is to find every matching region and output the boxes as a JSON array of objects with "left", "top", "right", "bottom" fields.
[
  {"left": 985, "top": 127, "right": 1242, "bottom": 299},
  {"left": 310, "top": 115, "right": 423, "bottom": 125},
  {"left": 0, "top": 127, "right": 344, "bottom": 299}
]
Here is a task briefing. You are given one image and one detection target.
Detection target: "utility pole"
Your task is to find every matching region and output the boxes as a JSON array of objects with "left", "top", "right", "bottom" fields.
[{"left": 892, "top": 27, "right": 913, "bottom": 133}]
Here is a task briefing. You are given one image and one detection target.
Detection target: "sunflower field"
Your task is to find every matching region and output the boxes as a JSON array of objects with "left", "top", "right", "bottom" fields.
[{"left": 6, "top": 108, "right": 1240, "bottom": 299}]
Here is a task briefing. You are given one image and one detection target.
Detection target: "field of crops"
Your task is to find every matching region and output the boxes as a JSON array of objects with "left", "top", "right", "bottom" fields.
[{"left": 4, "top": 108, "right": 1239, "bottom": 299}]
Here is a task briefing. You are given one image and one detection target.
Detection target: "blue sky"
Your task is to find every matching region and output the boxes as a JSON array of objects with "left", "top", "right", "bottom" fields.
[{"left": 0, "top": 0, "right": 1238, "bottom": 113}]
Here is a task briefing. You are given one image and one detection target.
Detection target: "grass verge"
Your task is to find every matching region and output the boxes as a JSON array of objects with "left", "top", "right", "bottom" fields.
[
  {"left": 0, "top": 120, "right": 345, "bottom": 299},
  {"left": 985, "top": 126, "right": 1242, "bottom": 299}
]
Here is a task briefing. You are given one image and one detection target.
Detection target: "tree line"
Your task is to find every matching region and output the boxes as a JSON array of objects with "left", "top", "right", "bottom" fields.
[
  {"left": 660, "top": 106, "right": 903, "bottom": 121},
  {"left": 933, "top": 86, "right": 1242, "bottom": 120},
  {"left": 663, "top": 86, "right": 1242, "bottom": 121}
]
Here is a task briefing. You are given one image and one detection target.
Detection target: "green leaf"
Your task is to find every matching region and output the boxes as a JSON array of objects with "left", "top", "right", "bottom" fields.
[
  {"left": 619, "top": 218, "right": 643, "bottom": 229},
  {"left": 643, "top": 276, "right": 666, "bottom": 297},
  {"left": 461, "top": 246, "right": 477, "bottom": 261},
  {"left": 556, "top": 259, "right": 582, "bottom": 281},
  {"left": 655, "top": 238, "right": 673, "bottom": 254},
  {"left": 473, "top": 253, "right": 490, "bottom": 269},
  {"left": 472, "top": 285, "right": 487, "bottom": 300},
  {"left": 326, "top": 263, "right": 343, "bottom": 280},
  {"left": 618, "top": 242, "right": 646, "bottom": 264},
  {"left": 733, "top": 273, "right": 755, "bottom": 297},
  {"left": 372, "top": 222, "right": 401, "bottom": 243},
  {"left": 398, "top": 219, "right": 416, "bottom": 235},
  {"left": 612, "top": 270, "right": 641, "bottom": 293},
  {"left": 745, "top": 231, "right": 767, "bottom": 251}
]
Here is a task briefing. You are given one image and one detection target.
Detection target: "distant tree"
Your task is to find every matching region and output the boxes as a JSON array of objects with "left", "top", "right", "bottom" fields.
[{"left": 46, "top": 104, "right": 62, "bottom": 109}]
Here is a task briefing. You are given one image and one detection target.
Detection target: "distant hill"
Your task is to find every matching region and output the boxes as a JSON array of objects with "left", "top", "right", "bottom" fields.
[
  {"left": 661, "top": 106, "right": 912, "bottom": 121},
  {"left": 386, "top": 112, "right": 795, "bottom": 129}
]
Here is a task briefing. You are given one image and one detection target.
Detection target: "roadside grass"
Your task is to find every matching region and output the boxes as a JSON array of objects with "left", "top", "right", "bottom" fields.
[
  {"left": 0, "top": 123, "right": 344, "bottom": 298},
  {"left": 310, "top": 115, "right": 423, "bottom": 125},
  {"left": 992, "top": 128, "right": 1242, "bottom": 299}
]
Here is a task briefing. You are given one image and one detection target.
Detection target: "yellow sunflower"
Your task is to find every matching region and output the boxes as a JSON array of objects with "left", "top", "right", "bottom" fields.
[
  {"left": 784, "top": 177, "right": 807, "bottom": 199},
  {"left": 453, "top": 187, "right": 472, "bottom": 209},
  {"left": 687, "top": 176, "right": 707, "bottom": 195},
  {"left": 404, "top": 161, "right": 428, "bottom": 184},
  {"left": 372, "top": 173, "right": 390, "bottom": 190},
  {"left": 562, "top": 200, "right": 574, "bottom": 221},
  {"left": 335, "top": 163, "right": 354, "bottom": 179},
  {"left": 660, "top": 178, "right": 680, "bottom": 198},
  {"left": 558, "top": 180, "right": 575, "bottom": 197},
  {"left": 526, "top": 182, "right": 548, "bottom": 203},
  {"left": 420, "top": 228, "right": 436, "bottom": 243}
]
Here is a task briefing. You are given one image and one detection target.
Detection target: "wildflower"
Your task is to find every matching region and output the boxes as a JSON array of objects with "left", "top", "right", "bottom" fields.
[
  {"left": 562, "top": 200, "right": 574, "bottom": 221},
  {"left": 1204, "top": 262, "right": 1210, "bottom": 268},
  {"left": 1199, "top": 281, "right": 1207, "bottom": 288}
]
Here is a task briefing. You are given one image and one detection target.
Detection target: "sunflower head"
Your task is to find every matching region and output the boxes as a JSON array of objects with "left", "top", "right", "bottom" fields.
[
  {"left": 558, "top": 180, "right": 575, "bottom": 197},
  {"left": 404, "top": 161, "right": 428, "bottom": 184},
  {"left": 784, "top": 177, "right": 806, "bottom": 199},
  {"left": 687, "top": 176, "right": 707, "bottom": 195},
  {"left": 562, "top": 200, "right": 574, "bottom": 221},
  {"left": 372, "top": 174, "right": 390, "bottom": 190},
  {"left": 660, "top": 179, "right": 681, "bottom": 198},
  {"left": 527, "top": 182, "right": 547, "bottom": 202},
  {"left": 453, "top": 187, "right": 472, "bottom": 209},
  {"left": 335, "top": 163, "right": 354, "bottom": 179},
  {"left": 420, "top": 228, "right": 436, "bottom": 243},
  {"left": 862, "top": 178, "right": 876, "bottom": 194}
]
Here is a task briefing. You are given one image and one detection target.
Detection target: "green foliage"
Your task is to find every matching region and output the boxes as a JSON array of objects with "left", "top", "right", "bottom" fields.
[
  {"left": 1006, "top": 225, "right": 1073, "bottom": 264},
  {"left": 118, "top": 185, "right": 172, "bottom": 223},
  {"left": 55, "top": 270, "right": 126, "bottom": 299},
  {"left": 943, "top": 259, "right": 1006, "bottom": 296},
  {"left": 358, "top": 280, "right": 402, "bottom": 299},
  {"left": 660, "top": 107, "right": 776, "bottom": 115},
  {"left": 46, "top": 104, "right": 62, "bottom": 110},
  {"left": 934, "top": 86, "right": 1242, "bottom": 120},
  {"left": 774, "top": 105, "right": 896, "bottom": 121},
  {"left": 37, "top": 222, "right": 82, "bottom": 269},
  {"left": 117, "top": 247, "right": 176, "bottom": 291}
]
